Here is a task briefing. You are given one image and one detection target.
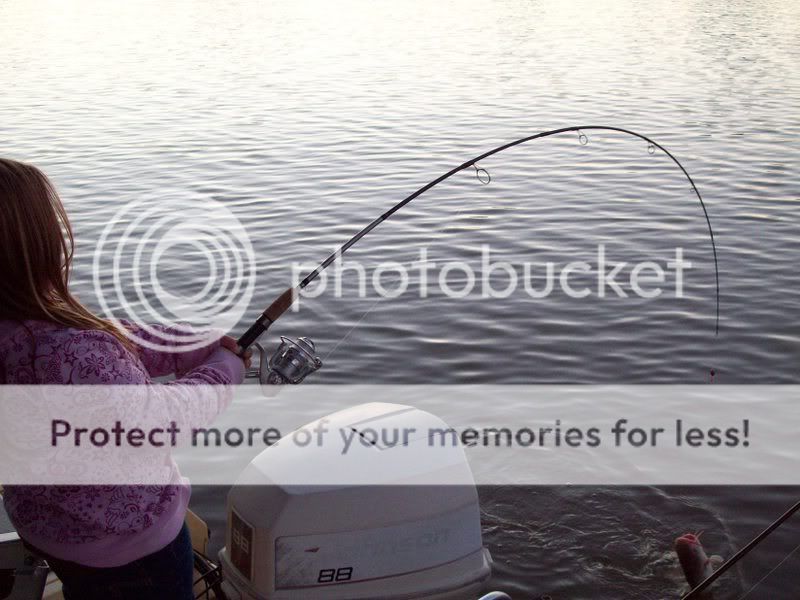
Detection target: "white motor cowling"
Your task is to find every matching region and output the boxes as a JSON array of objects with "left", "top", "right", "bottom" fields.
[{"left": 218, "top": 403, "right": 492, "bottom": 599}]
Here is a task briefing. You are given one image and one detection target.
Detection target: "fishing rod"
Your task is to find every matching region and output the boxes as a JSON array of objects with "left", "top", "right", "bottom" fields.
[
  {"left": 237, "top": 125, "right": 720, "bottom": 355},
  {"left": 681, "top": 498, "right": 800, "bottom": 599}
]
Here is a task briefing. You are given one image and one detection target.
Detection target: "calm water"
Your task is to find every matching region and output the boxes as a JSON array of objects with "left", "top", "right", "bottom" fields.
[{"left": 2, "top": 0, "right": 799, "bottom": 597}]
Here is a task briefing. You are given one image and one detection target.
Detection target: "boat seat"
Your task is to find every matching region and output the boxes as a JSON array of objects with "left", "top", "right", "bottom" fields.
[{"left": 0, "top": 492, "right": 49, "bottom": 600}]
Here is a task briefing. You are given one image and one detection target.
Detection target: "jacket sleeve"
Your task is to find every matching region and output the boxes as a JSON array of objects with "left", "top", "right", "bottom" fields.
[
  {"left": 118, "top": 321, "right": 224, "bottom": 378},
  {"left": 66, "top": 330, "right": 245, "bottom": 428}
]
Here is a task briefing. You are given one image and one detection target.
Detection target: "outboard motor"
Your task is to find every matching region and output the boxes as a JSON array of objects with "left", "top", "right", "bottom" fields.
[{"left": 218, "top": 403, "right": 492, "bottom": 599}]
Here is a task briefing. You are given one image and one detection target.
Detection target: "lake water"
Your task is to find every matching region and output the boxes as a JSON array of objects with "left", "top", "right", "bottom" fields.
[{"left": 2, "top": 0, "right": 799, "bottom": 597}]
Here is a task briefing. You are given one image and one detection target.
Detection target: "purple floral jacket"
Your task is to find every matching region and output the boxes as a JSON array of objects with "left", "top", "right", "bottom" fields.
[{"left": 0, "top": 319, "right": 244, "bottom": 567}]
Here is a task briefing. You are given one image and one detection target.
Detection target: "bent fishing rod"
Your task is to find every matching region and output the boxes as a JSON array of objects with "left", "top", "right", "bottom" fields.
[
  {"left": 237, "top": 125, "right": 720, "bottom": 353},
  {"left": 682, "top": 497, "right": 800, "bottom": 599}
]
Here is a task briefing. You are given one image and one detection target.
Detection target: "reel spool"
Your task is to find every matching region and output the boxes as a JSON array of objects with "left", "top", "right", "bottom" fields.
[{"left": 251, "top": 337, "right": 323, "bottom": 386}]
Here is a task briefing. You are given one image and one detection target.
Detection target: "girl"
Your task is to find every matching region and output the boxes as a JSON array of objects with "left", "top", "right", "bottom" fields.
[{"left": 0, "top": 157, "right": 251, "bottom": 599}]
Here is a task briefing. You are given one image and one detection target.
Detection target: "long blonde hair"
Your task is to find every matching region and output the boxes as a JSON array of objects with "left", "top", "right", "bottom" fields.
[{"left": 0, "top": 158, "right": 133, "bottom": 350}]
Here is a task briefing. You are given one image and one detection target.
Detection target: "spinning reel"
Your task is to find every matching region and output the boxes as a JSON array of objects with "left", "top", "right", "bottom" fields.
[{"left": 247, "top": 336, "right": 323, "bottom": 386}]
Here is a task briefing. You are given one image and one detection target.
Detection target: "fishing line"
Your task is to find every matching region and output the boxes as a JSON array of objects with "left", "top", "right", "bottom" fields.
[
  {"left": 237, "top": 126, "right": 720, "bottom": 352},
  {"left": 737, "top": 540, "right": 800, "bottom": 599},
  {"left": 682, "top": 498, "right": 800, "bottom": 599}
]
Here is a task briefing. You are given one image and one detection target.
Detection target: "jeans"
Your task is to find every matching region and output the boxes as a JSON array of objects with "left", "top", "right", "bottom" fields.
[{"left": 46, "top": 524, "right": 194, "bottom": 600}]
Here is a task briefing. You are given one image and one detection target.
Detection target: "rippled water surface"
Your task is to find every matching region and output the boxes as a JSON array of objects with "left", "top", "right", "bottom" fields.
[{"left": 2, "top": 0, "right": 799, "bottom": 597}]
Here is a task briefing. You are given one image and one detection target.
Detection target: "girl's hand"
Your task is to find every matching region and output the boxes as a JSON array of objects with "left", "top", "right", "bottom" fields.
[{"left": 220, "top": 335, "right": 253, "bottom": 370}]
